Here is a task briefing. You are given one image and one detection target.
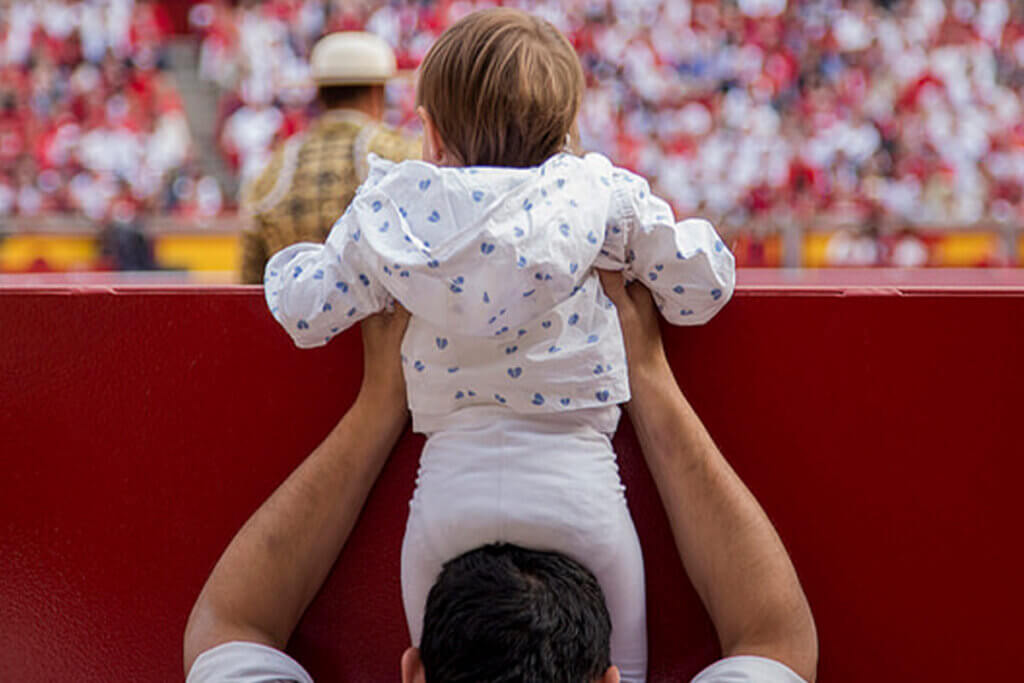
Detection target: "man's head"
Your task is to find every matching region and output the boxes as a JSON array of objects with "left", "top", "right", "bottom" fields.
[
  {"left": 415, "top": 8, "right": 585, "bottom": 167},
  {"left": 401, "top": 544, "right": 619, "bottom": 683},
  {"left": 311, "top": 32, "right": 396, "bottom": 119}
]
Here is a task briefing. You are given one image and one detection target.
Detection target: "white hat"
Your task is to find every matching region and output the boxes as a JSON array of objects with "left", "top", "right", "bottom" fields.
[{"left": 310, "top": 32, "right": 397, "bottom": 86}]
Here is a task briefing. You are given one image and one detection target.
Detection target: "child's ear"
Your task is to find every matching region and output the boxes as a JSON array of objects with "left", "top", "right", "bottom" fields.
[{"left": 416, "top": 105, "right": 453, "bottom": 166}]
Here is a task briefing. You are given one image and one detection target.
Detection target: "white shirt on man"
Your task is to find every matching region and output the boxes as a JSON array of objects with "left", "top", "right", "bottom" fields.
[{"left": 187, "top": 641, "right": 806, "bottom": 683}]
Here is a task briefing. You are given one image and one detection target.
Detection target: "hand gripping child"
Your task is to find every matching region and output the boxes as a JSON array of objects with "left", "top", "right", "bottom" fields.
[{"left": 264, "top": 9, "right": 735, "bottom": 682}]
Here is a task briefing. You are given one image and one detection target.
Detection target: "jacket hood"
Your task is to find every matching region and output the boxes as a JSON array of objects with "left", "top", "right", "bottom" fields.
[{"left": 350, "top": 153, "right": 616, "bottom": 336}]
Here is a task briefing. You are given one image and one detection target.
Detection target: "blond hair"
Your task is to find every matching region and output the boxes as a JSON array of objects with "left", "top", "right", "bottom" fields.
[{"left": 416, "top": 8, "right": 584, "bottom": 168}]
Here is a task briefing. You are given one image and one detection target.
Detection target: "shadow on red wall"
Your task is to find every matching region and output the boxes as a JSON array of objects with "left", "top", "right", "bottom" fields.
[{"left": 1, "top": 286, "right": 1021, "bottom": 681}]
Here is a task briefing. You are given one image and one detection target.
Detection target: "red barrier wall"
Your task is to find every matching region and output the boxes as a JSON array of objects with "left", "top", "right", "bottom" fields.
[{"left": 1, "top": 285, "right": 1022, "bottom": 681}]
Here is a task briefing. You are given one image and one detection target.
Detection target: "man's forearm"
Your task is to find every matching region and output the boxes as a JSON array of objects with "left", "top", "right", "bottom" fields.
[
  {"left": 627, "top": 365, "right": 818, "bottom": 682},
  {"left": 183, "top": 389, "right": 407, "bottom": 672}
]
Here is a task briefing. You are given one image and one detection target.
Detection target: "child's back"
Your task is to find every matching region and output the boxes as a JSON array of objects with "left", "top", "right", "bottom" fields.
[
  {"left": 269, "top": 150, "right": 732, "bottom": 432},
  {"left": 263, "top": 9, "right": 735, "bottom": 682}
]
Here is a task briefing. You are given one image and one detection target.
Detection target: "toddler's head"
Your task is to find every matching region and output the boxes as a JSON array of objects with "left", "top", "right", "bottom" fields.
[{"left": 416, "top": 8, "right": 584, "bottom": 168}]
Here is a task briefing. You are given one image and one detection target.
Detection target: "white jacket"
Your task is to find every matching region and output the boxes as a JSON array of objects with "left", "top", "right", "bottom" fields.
[{"left": 265, "top": 152, "right": 735, "bottom": 432}]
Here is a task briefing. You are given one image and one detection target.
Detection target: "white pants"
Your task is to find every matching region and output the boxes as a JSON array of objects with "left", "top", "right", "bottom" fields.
[{"left": 401, "top": 411, "right": 647, "bottom": 682}]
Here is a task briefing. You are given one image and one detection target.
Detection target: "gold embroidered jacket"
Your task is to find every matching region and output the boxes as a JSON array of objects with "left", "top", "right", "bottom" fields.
[{"left": 239, "top": 110, "right": 420, "bottom": 284}]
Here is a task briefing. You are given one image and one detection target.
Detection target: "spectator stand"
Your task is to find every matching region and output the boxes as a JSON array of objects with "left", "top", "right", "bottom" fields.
[{"left": 4, "top": 0, "right": 1024, "bottom": 275}]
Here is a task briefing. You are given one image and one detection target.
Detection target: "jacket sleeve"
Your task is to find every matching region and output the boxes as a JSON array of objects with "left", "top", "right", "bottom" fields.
[
  {"left": 595, "top": 168, "right": 735, "bottom": 326},
  {"left": 263, "top": 211, "right": 388, "bottom": 348}
]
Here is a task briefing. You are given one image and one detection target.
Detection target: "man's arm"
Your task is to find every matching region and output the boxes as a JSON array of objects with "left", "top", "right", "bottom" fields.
[
  {"left": 600, "top": 272, "right": 818, "bottom": 682},
  {"left": 182, "top": 307, "right": 411, "bottom": 674}
]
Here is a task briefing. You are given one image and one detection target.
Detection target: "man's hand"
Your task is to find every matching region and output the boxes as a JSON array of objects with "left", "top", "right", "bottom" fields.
[
  {"left": 598, "top": 270, "right": 818, "bottom": 682},
  {"left": 598, "top": 271, "right": 670, "bottom": 382},
  {"left": 183, "top": 309, "right": 411, "bottom": 674}
]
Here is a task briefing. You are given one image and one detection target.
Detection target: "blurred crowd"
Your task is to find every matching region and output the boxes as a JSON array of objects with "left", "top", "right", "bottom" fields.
[
  {"left": 192, "top": 0, "right": 1024, "bottom": 240},
  {"left": 0, "top": 0, "right": 225, "bottom": 224},
  {"left": 5, "top": 0, "right": 1024, "bottom": 266}
]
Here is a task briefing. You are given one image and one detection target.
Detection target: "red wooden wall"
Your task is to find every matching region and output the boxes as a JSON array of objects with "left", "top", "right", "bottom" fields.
[{"left": 1, "top": 285, "right": 1022, "bottom": 681}]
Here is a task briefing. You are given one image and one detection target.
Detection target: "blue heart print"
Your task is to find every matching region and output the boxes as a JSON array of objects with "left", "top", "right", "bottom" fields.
[
  {"left": 587, "top": 231, "right": 597, "bottom": 244},
  {"left": 488, "top": 315, "right": 497, "bottom": 324},
  {"left": 523, "top": 198, "right": 533, "bottom": 211},
  {"left": 505, "top": 345, "right": 518, "bottom": 354},
  {"left": 480, "top": 242, "right": 495, "bottom": 254},
  {"left": 673, "top": 285, "right": 684, "bottom": 294},
  {"left": 548, "top": 345, "right": 561, "bottom": 353},
  {"left": 587, "top": 334, "right": 599, "bottom": 343},
  {"left": 322, "top": 303, "right": 332, "bottom": 312},
  {"left": 676, "top": 250, "right": 686, "bottom": 260},
  {"left": 419, "top": 179, "right": 431, "bottom": 191},
  {"left": 414, "top": 360, "right": 425, "bottom": 371},
  {"left": 595, "top": 390, "right": 610, "bottom": 402},
  {"left": 379, "top": 221, "right": 389, "bottom": 232},
  {"left": 494, "top": 393, "right": 507, "bottom": 404},
  {"left": 483, "top": 291, "right": 490, "bottom": 303},
  {"left": 372, "top": 200, "right": 383, "bottom": 212},
  {"left": 297, "top": 320, "right": 309, "bottom": 330},
  {"left": 559, "top": 224, "right": 570, "bottom": 237},
  {"left": 428, "top": 260, "right": 440, "bottom": 268},
  {"left": 359, "top": 274, "right": 370, "bottom": 286},
  {"left": 715, "top": 240, "right": 724, "bottom": 252},
  {"left": 594, "top": 364, "right": 603, "bottom": 374},
  {"left": 428, "top": 211, "right": 441, "bottom": 223},
  {"left": 353, "top": 229, "right": 361, "bottom": 241},
  {"left": 557, "top": 178, "right": 566, "bottom": 188},
  {"left": 400, "top": 207, "right": 408, "bottom": 218},
  {"left": 383, "top": 266, "right": 391, "bottom": 275},
  {"left": 655, "top": 264, "right": 663, "bottom": 271},
  {"left": 495, "top": 326, "right": 509, "bottom": 335},
  {"left": 400, "top": 271, "right": 410, "bottom": 278},
  {"left": 518, "top": 328, "right": 527, "bottom": 336},
  {"left": 522, "top": 289, "right": 535, "bottom": 297},
  {"left": 711, "top": 289, "right": 723, "bottom": 300},
  {"left": 346, "top": 307, "right": 357, "bottom": 317},
  {"left": 472, "top": 190, "right": 484, "bottom": 202},
  {"left": 468, "top": 390, "right": 476, "bottom": 397},
  {"left": 292, "top": 266, "right": 302, "bottom": 278},
  {"left": 448, "top": 367, "right": 459, "bottom": 373},
  {"left": 455, "top": 391, "right": 464, "bottom": 399},
  {"left": 680, "top": 309, "right": 694, "bottom": 316},
  {"left": 649, "top": 272, "right": 658, "bottom": 281},
  {"left": 560, "top": 398, "right": 571, "bottom": 406},
  {"left": 532, "top": 393, "right": 545, "bottom": 406},
  {"left": 568, "top": 313, "right": 579, "bottom": 325},
  {"left": 513, "top": 227, "right": 524, "bottom": 238},
  {"left": 517, "top": 256, "right": 527, "bottom": 268},
  {"left": 542, "top": 320, "right": 552, "bottom": 328},
  {"left": 436, "top": 337, "right": 448, "bottom": 350},
  {"left": 313, "top": 269, "right": 324, "bottom": 280},
  {"left": 569, "top": 263, "right": 578, "bottom": 274},
  {"left": 508, "top": 367, "right": 522, "bottom": 379}
]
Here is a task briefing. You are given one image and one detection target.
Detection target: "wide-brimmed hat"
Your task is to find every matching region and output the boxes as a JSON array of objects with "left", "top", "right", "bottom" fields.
[{"left": 310, "top": 32, "right": 397, "bottom": 86}]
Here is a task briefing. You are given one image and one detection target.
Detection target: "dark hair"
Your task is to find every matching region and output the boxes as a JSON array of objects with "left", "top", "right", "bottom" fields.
[
  {"left": 317, "top": 84, "right": 378, "bottom": 110},
  {"left": 419, "top": 544, "right": 612, "bottom": 683}
]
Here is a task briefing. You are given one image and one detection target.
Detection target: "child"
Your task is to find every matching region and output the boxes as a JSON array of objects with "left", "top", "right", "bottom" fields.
[{"left": 264, "top": 9, "right": 735, "bottom": 682}]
